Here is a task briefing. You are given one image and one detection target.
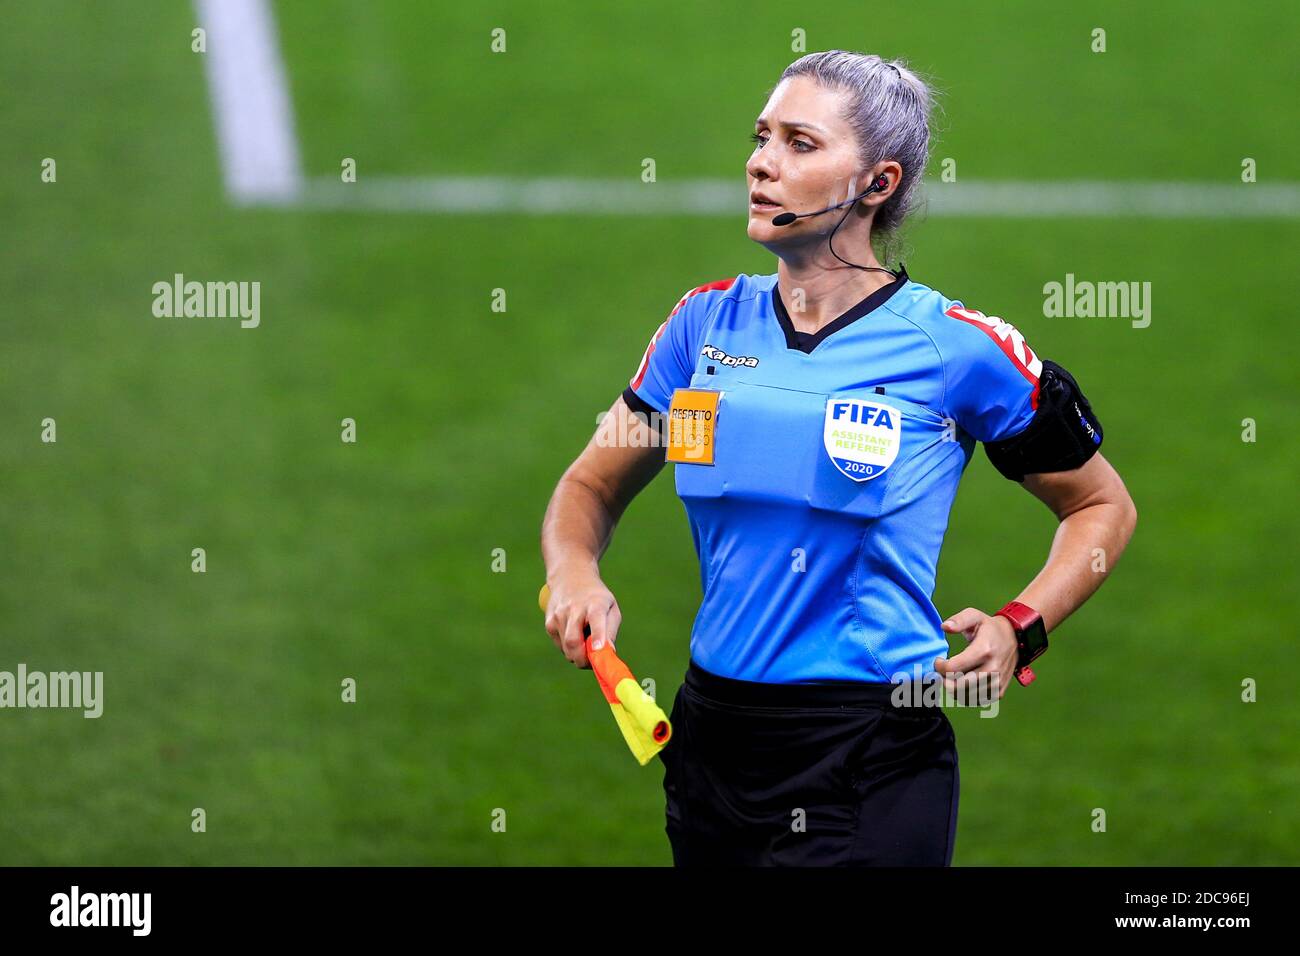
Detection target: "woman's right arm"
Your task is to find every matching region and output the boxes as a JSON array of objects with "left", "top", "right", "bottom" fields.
[{"left": 540, "top": 394, "right": 667, "bottom": 669}]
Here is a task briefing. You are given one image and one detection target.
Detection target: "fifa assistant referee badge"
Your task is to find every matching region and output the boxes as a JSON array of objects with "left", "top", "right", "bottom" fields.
[{"left": 995, "top": 601, "right": 1049, "bottom": 686}]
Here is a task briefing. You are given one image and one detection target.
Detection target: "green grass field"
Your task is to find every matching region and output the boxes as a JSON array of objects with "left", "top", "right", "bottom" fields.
[{"left": 1, "top": 0, "right": 1296, "bottom": 865}]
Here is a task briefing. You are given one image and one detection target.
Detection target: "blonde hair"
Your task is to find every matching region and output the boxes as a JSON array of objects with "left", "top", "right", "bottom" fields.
[{"left": 779, "top": 51, "right": 938, "bottom": 258}]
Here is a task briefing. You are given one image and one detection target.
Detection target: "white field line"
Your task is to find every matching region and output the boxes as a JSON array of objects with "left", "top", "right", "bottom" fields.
[
  {"left": 293, "top": 176, "right": 1300, "bottom": 218},
  {"left": 194, "top": 0, "right": 302, "bottom": 204},
  {"left": 190, "top": 2, "right": 1298, "bottom": 220}
]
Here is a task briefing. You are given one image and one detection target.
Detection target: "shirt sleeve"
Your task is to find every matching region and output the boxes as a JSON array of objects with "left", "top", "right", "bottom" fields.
[
  {"left": 940, "top": 304, "right": 1043, "bottom": 443},
  {"left": 622, "top": 281, "right": 723, "bottom": 417}
]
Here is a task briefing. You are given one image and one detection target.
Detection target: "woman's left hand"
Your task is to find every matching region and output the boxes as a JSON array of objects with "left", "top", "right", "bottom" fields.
[{"left": 934, "top": 607, "right": 1019, "bottom": 701}]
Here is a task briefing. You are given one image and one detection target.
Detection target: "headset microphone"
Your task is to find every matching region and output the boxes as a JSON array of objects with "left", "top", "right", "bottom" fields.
[{"left": 770, "top": 174, "right": 889, "bottom": 227}]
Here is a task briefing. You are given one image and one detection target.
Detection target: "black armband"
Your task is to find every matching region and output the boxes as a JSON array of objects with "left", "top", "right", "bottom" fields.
[
  {"left": 983, "top": 360, "right": 1103, "bottom": 482},
  {"left": 621, "top": 385, "right": 670, "bottom": 449},
  {"left": 621, "top": 385, "right": 659, "bottom": 421}
]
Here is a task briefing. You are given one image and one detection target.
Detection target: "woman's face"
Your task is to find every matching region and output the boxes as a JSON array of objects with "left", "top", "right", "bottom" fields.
[{"left": 746, "top": 75, "right": 867, "bottom": 247}]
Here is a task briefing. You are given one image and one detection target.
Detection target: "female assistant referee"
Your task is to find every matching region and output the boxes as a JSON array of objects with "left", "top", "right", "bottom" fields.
[{"left": 540, "top": 50, "right": 1137, "bottom": 866}]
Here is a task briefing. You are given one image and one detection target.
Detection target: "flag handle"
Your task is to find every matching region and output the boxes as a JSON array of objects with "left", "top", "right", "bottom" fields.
[{"left": 538, "top": 583, "right": 672, "bottom": 763}]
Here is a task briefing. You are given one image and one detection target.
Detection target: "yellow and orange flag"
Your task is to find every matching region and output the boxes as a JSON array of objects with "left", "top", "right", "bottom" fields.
[{"left": 538, "top": 583, "right": 672, "bottom": 766}]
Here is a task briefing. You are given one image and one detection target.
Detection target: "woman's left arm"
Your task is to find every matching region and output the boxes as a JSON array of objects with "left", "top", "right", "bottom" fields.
[
  {"left": 1011, "top": 450, "right": 1138, "bottom": 630},
  {"left": 936, "top": 451, "right": 1137, "bottom": 694}
]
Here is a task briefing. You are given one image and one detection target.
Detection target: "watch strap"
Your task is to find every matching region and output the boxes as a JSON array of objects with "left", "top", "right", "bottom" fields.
[{"left": 995, "top": 601, "right": 1047, "bottom": 686}]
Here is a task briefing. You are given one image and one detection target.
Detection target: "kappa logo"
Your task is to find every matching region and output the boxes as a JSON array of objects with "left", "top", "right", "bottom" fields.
[
  {"left": 823, "top": 398, "right": 902, "bottom": 482},
  {"left": 700, "top": 344, "right": 759, "bottom": 368}
]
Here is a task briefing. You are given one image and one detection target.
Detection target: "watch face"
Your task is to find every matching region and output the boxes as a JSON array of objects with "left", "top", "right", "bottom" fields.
[{"left": 1021, "top": 617, "right": 1048, "bottom": 658}]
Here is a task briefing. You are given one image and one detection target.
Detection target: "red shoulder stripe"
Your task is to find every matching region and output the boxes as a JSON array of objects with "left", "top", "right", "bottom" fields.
[
  {"left": 667, "top": 277, "right": 737, "bottom": 319},
  {"left": 630, "top": 278, "right": 736, "bottom": 390},
  {"left": 943, "top": 304, "right": 1043, "bottom": 409}
]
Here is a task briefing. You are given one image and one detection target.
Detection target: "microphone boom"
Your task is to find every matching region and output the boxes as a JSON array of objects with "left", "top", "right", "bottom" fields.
[{"left": 769, "top": 174, "right": 888, "bottom": 227}]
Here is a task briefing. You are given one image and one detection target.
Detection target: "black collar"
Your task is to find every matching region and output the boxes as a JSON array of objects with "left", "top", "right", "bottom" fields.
[{"left": 772, "top": 264, "right": 909, "bottom": 354}]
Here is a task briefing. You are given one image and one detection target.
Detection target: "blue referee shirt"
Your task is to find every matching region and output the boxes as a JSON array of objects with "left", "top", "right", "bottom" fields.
[{"left": 622, "top": 266, "right": 1043, "bottom": 684}]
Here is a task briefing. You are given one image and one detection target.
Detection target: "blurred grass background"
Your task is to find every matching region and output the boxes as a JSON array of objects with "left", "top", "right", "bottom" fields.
[{"left": 0, "top": 0, "right": 1296, "bottom": 864}]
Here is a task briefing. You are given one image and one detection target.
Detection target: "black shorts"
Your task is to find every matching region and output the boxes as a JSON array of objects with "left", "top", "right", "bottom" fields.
[{"left": 659, "top": 658, "right": 959, "bottom": 866}]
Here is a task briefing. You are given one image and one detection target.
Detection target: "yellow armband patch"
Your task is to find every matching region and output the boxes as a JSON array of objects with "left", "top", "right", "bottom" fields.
[{"left": 666, "top": 387, "right": 720, "bottom": 465}]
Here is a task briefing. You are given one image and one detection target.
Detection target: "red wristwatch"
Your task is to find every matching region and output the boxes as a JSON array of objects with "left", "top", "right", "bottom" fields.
[{"left": 994, "top": 601, "right": 1049, "bottom": 686}]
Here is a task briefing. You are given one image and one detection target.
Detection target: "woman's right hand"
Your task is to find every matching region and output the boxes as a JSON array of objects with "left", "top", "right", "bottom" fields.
[{"left": 543, "top": 571, "right": 623, "bottom": 669}]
